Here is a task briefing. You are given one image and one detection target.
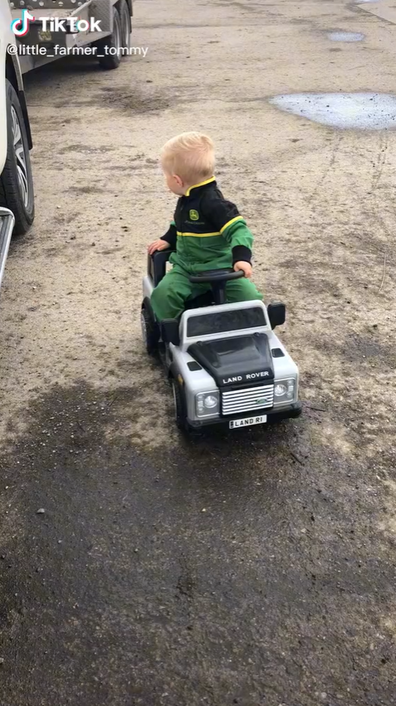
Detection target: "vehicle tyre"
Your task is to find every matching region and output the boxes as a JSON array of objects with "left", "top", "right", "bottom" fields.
[
  {"left": 96, "top": 7, "right": 122, "bottom": 70},
  {"left": 172, "top": 379, "right": 189, "bottom": 431},
  {"left": 141, "top": 302, "right": 159, "bottom": 355},
  {"left": 0, "top": 80, "right": 34, "bottom": 235},
  {"left": 119, "top": 0, "right": 131, "bottom": 50}
]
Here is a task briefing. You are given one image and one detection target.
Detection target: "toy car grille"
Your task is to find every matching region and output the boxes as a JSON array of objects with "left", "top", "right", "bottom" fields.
[{"left": 222, "top": 384, "right": 274, "bottom": 416}]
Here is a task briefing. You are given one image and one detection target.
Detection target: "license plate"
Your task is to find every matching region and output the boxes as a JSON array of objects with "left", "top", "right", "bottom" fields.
[{"left": 229, "top": 415, "right": 267, "bottom": 429}]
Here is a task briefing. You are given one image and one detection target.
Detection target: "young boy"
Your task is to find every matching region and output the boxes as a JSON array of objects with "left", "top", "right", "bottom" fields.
[{"left": 148, "top": 132, "right": 262, "bottom": 321}]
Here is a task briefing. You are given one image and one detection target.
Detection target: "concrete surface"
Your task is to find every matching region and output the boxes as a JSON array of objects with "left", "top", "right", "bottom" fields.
[{"left": 0, "top": 0, "right": 395, "bottom": 704}]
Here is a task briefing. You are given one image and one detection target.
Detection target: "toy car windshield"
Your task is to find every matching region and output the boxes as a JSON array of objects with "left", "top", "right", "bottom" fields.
[{"left": 186, "top": 307, "right": 266, "bottom": 338}]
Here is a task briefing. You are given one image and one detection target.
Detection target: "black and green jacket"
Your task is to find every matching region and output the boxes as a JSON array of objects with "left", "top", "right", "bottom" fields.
[{"left": 161, "top": 177, "right": 254, "bottom": 274}]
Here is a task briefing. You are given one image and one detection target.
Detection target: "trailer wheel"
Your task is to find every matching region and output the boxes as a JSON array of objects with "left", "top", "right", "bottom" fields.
[
  {"left": 119, "top": 0, "right": 131, "bottom": 49},
  {"left": 96, "top": 7, "right": 122, "bottom": 70},
  {"left": 0, "top": 80, "right": 34, "bottom": 235}
]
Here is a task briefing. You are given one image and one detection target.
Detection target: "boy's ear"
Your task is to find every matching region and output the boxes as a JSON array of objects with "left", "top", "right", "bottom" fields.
[{"left": 173, "top": 174, "right": 183, "bottom": 187}]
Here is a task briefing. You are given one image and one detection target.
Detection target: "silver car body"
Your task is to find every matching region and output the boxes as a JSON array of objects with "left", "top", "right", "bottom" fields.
[{"left": 143, "top": 274, "right": 300, "bottom": 426}]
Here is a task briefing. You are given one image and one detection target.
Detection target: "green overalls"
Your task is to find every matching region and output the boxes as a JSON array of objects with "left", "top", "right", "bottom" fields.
[{"left": 151, "top": 177, "right": 262, "bottom": 321}]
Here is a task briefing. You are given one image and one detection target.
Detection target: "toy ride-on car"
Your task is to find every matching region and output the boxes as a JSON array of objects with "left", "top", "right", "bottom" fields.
[{"left": 141, "top": 250, "right": 302, "bottom": 432}]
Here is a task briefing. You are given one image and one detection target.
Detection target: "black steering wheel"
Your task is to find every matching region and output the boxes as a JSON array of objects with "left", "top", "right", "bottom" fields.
[{"left": 189, "top": 268, "right": 245, "bottom": 284}]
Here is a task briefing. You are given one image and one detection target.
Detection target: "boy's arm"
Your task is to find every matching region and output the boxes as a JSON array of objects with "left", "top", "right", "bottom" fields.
[
  {"left": 148, "top": 221, "right": 177, "bottom": 255},
  {"left": 222, "top": 220, "right": 253, "bottom": 264},
  {"left": 160, "top": 220, "right": 177, "bottom": 249},
  {"left": 201, "top": 193, "right": 253, "bottom": 265}
]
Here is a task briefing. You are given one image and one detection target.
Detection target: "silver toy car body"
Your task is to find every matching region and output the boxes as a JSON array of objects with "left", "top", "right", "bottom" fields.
[{"left": 142, "top": 251, "right": 302, "bottom": 431}]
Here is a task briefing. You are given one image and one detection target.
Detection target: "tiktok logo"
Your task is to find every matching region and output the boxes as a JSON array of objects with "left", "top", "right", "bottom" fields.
[{"left": 10, "top": 9, "right": 35, "bottom": 37}]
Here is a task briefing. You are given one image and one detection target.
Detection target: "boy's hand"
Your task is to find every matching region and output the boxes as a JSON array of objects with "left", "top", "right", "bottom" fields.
[
  {"left": 148, "top": 239, "right": 170, "bottom": 256},
  {"left": 234, "top": 261, "right": 252, "bottom": 278}
]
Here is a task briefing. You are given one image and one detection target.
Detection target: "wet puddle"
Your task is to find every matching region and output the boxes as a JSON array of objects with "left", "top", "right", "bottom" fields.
[
  {"left": 269, "top": 93, "right": 396, "bottom": 130},
  {"left": 327, "top": 31, "right": 365, "bottom": 42}
]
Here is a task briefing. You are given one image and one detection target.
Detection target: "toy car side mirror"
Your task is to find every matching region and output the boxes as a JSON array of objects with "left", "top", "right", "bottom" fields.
[
  {"left": 161, "top": 319, "right": 180, "bottom": 346},
  {"left": 267, "top": 302, "right": 286, "bottom": 329}
]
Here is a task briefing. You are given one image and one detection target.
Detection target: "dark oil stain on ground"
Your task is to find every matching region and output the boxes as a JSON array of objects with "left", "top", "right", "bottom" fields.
[
  {"left": 67, "top": 185, "right": 107, "bottom": 194},
  {"left": 0, "top": 381, "right": 395, "bottom": 705},
  {"left": 98, "top": 86, "right": 171, "bottom": 114},
  {"left": 59, "top": 144, "right": 115, "bottom": 155},
  {"left": 52, "top": 88, "right": 170, "bottom": 114}
]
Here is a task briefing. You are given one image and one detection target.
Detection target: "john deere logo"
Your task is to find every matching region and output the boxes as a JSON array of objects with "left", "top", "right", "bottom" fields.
[{"left": 189, "top": 209, "right": 199, "bottom": 221}]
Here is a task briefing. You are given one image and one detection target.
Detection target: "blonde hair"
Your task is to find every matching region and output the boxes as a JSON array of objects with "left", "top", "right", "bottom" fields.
[{"left": 160, "top": 132, "right": 215, "bottom": 184}]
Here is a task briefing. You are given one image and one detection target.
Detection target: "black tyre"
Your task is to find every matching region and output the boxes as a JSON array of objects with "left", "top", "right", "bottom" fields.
[
  {"left": 0, "top": 80, "right": 34, "bottom": 235},
  {"left": 141, "top": 302, "right": 159, "bottom": 355},
  {"left": 172, "top": 379, "right": 189, "bottom": 431},
  {"left": 119, "top": 0, "right": 131, "bottom": 50},
  {"left": 96, "top": 8, "right": 122, "bottom": 70}
]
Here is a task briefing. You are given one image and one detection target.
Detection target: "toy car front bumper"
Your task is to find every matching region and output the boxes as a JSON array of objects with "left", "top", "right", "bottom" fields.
[{"left": 188, "top": 402, "right": 302, "bottom": 429}]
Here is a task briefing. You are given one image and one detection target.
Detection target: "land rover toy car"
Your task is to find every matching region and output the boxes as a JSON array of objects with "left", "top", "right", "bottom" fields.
[{"left": 141, "top": 250, "right": 302, "bottom": 431}]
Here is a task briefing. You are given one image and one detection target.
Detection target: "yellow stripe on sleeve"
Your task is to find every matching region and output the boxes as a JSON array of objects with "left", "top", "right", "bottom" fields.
[{"left": 219, "top": 216, "right": 244, "bottom": 234}]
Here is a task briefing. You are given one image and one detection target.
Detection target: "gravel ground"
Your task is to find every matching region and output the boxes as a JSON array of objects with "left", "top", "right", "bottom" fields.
[{"left": 0, "top": 1, "right": 395, "bottom": 704}]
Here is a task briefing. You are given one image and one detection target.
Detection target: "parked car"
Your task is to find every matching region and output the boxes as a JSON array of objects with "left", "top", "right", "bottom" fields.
[
  {"left": 0, "top": 0, "right": 34, "bottom": 291},
  {"left": 1, "top": 0, "right": 35, "bottom": 228}
]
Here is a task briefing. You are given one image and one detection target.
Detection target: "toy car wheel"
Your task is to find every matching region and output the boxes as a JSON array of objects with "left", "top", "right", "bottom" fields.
[
  {"left": 141, "top": 304, "right": 159, "bottom": 355},
  {"left": 172, "top": 379, "right": 188, "bottom": 431}
]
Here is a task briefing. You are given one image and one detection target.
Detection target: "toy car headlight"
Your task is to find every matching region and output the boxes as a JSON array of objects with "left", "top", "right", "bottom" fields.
[
  {"left": 274, "top": 378, "right": 296, "bottom": 405},
  {"left": 195, "top": 391, "right": 220, "bottom": 418}
]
